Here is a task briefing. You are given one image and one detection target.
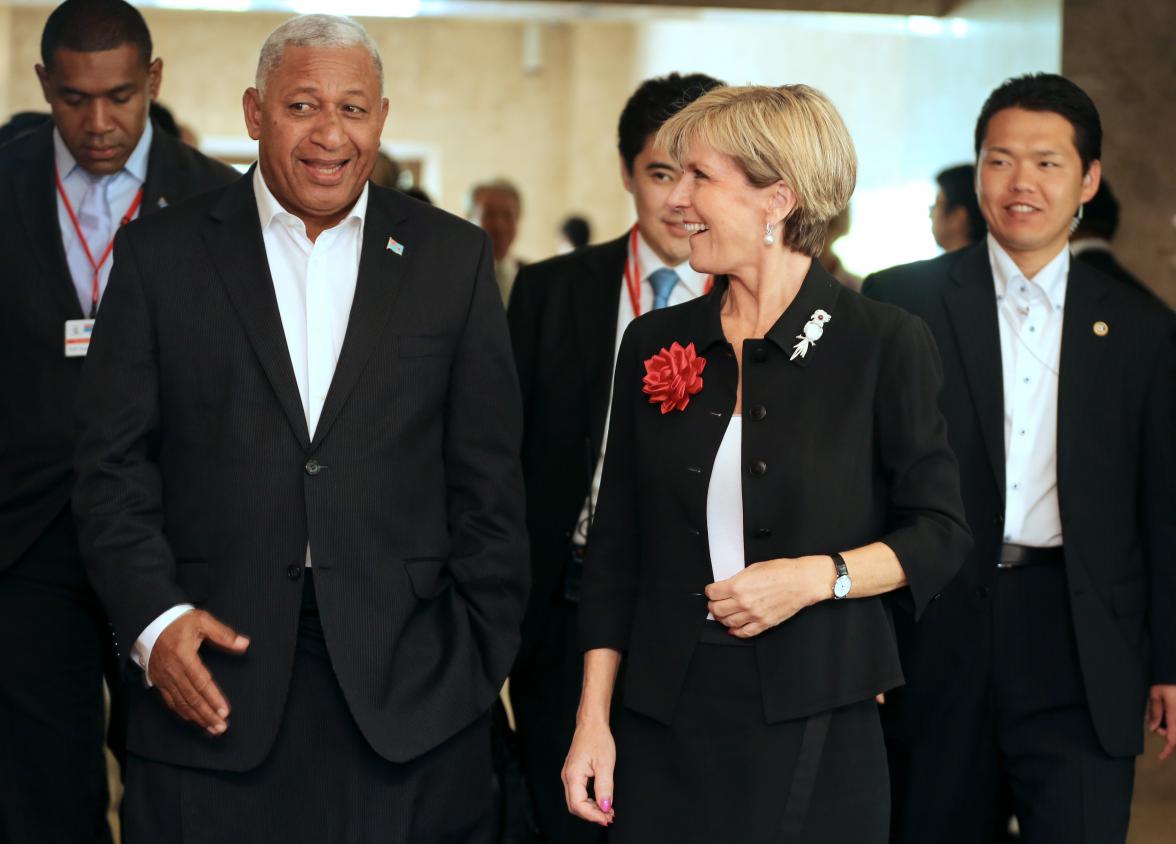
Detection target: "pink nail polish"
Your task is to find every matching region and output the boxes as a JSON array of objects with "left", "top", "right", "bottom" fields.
[{"left": 601, "top": 798, "right": 612, "bottom": 812}]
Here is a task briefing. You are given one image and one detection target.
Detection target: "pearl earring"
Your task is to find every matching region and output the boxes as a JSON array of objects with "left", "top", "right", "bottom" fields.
[{"left": 763, "top": 222, "right": 776, "bottom": 246}]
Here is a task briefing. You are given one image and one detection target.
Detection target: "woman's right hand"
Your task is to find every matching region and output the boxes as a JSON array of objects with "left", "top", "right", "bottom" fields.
[{"left": 562, "top": 719, "right": 617, "bottom": 827}]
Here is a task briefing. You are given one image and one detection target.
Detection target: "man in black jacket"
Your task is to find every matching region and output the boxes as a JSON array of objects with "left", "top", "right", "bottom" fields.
[
  {"left": 507, "top": 72, "right": 722, "bottom": 843},
  {"left": 0, "top": 2, "right": 236, "bottom": 840},
  {"left": 863, "top": 73, "right": 1176, "bottom": 844},
  {"left": 73, "top": 13, "right": 527, "bottom": 842}
]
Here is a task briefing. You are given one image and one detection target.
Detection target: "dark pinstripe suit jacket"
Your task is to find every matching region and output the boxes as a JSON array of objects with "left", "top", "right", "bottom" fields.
[{"left": 73, "top": 174, "right": 529, "bottom": 769}]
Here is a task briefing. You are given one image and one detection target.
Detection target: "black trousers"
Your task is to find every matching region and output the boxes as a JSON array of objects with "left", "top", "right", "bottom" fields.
[
  {"left": 886, "top": 562, "right": 1136, "bottom": 844},
  {"left": 609, "top": 628, "right": 889, "bottom": 844},
  {"left": 122, "top": 571, "right": 496, "bottom": 844},
  {"left": 512, "top": 596, "right": 605, "bottom": 844},
  {"left": 0, "top": 510, "right": 118, "bottom": 844}
]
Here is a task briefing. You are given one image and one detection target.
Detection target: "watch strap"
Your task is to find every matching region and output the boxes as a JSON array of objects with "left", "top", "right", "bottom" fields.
[{"left": 831, "top": 552, "right": 848, "bottom": 578}]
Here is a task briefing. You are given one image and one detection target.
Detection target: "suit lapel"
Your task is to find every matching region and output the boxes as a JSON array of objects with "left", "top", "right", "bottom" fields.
[
  {"left": 573, "top": 235, "right": 627, "bottom": 457},
  {"left": 202, "top": 173, "right": 310, "bottom": 446},
  {"left": 311, "top": 186, "right": 409, "bottom": 449},
  {"left": 1056, "top": 260, "right": 1111, "bottom": 487},
  {"left": 15, "top": 125, "right": 84, "bottom": 320},
  {"left": 943, "top": 245, "right": 1005, "bottom": 494}
]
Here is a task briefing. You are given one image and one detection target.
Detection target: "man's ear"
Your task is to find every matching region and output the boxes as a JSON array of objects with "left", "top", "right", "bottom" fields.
[
  {"left": 147, "top": 58, "right": 163, "bottom": 101},
  {"left": 242, "top": 88, "right": 263, "bottom": 142},
  {"left": 1080, "top": 159, "right": 1101, "bottom": 204},
  {"left": 35, "top": 63, "right": 53, "bottom": 104},
  {"left": 619, "top": 154, "right": 635, "bottom": 195}
]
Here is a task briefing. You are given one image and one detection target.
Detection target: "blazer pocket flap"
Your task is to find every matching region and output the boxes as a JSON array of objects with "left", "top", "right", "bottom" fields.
[
  {"left": 398, "top": 334, "right": 451, "bottom": 358},
  {"left": 174, "top": 558, "right": 210, "bottom": 603},
  {"left": 1111, "top": 578, "right": 1146, "bottom": 617},
  {"left": 405, "top": 558, "right": 453, "bottom": 599}
]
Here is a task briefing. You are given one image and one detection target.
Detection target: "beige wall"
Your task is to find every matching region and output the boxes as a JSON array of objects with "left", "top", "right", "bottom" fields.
[
  {"left": 2, "top": 5, "right": 641, "bottom": 261},
  {"left": 1063, "top": 0, "right": 1176, "bottom": 306}
]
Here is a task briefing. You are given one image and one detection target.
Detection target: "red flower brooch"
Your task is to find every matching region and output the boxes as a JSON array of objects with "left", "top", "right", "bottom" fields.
[{"left": 642, "top": 341, "right": 706, "bottom": 414}]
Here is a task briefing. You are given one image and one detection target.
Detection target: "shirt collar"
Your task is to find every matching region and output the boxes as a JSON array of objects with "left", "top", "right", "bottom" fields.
[
  {"left": 253, "top": 163, "right": 369, "bottom": 235},
  {"left": 633, "top": 226, "right": 707, "bottom": 298},
  {"left": 987, "top": 233, "right": 1069, "bottom": 310},
  {"left": 53, "top": 119, "right": 153, "bottom": 185}
]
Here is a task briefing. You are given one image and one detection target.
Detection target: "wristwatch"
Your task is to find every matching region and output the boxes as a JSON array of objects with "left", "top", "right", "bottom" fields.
[{"left": 831, "top": 552, "right": 852, "bottom": 600}]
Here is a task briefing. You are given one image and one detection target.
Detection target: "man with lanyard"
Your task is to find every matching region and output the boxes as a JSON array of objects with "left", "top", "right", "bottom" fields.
[
  {"left": 864, "top": 73, "right": 1176, "bottom": 844},
  {"left": 507, "top": 71, "right": 723, "bottom": 844},
  {"left": 0, "top": 2, "right": 235, "bottom": 840}
]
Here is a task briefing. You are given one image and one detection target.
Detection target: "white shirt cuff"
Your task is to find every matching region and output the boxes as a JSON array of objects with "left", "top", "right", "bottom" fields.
[{"left": 133, "top": 604, "right": 195, "bottom": 686}]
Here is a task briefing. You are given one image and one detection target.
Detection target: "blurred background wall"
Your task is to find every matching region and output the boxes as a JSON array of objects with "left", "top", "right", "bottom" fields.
[{"left": 2, "top": 0, "right": 1171, "bottom": 304}]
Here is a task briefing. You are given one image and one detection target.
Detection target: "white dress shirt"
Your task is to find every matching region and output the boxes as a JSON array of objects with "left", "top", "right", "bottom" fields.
[
  {"left": 132, "top": 165, "right": 368, "bottom": 678},
  {"left": 55, "top": 121, "right": 152, "bottom": 314},
  {"left": 989, "top": 234, "right": 1067, "bottom": 548},
  {"left": 573, "top": 229, "right": 707, "bottom": 544}
]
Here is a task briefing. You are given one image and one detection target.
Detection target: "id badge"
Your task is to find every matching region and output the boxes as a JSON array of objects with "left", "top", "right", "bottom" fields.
[{"left": 64, "top": 318, "right": 95, "bottom": 358}]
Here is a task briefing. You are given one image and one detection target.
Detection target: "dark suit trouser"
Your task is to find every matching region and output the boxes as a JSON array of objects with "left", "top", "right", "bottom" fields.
[
  {"left": 122, "top": 571, "right": 495, "bottom": 844},
  {"left": 512, "top": 595, "right": 606, "bottom": 844},
  {"left": 0, "top": 510, "right": 115, "bottom": 844},
  {"left": 887, "top": 562, "right": 1135, "bottom": 844}
]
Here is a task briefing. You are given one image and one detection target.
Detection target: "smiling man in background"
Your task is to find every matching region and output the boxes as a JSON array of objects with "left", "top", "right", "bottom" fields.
[
  {"left": 73, "top": 14, "right": 527, "bottom": 841},
  {"left": 0, "top": 1, "right": 236, "bottom": 840},
  {"left": 864, "top": 73, "right": 1176, "bottom": 844}
]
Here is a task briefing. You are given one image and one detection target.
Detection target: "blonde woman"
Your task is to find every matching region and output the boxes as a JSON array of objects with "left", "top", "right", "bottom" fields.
[{"left": 562, "top": 86, "right": 971, "bottom": 842}]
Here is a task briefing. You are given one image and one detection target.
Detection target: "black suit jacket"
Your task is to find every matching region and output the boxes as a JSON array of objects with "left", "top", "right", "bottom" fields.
[
  {"left": 863, "top": 243, "right": 1176, "bottom": 757},
  {"left": 506, "top": 234, "right": 627, "bottom": 675},
  {"left": 0, "top": 120, "right": 237, "bottom": 573},
  {"left": 73, "top": 174, "right": 529, "bottom": 769},
  {"left": 579, "top": 262, "right": 971, "bottom": 725}
]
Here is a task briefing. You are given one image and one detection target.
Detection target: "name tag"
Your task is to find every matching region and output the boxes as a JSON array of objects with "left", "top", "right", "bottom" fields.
[{"left": 64, "top": 318, "right": 95, "bottom": 358}]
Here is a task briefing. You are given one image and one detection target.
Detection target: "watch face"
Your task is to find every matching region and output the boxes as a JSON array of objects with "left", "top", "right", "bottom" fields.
[{"left": 833, "top": 575, "right": 852, "bottom": 599}]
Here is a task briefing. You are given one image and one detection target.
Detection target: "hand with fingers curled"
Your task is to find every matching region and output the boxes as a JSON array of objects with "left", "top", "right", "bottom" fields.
[
  {"left": 1147, "top": 684, "right": 1176, "bottom": 762},
  {"left": 705, "top": 555, "right": 828, "bottom": 639},
  {"left": 147, "top": 609, "right": 250, "bottom": 737},
  {"left": 562, "top": 719, "right": 617, "bottom": 828}
]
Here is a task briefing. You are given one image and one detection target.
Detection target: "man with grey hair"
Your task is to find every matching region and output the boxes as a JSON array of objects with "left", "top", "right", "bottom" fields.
[
  {"left": 469, "top": 177, "right": 527, "bottom": 303},
  {"left": 74, "top": 13, "right": 528, "bottom": 840}
]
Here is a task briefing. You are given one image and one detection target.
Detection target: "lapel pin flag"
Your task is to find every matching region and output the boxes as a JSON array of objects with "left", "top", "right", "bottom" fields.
[{"left": 386, "top": 236, "right": 405, "bottom": 256}]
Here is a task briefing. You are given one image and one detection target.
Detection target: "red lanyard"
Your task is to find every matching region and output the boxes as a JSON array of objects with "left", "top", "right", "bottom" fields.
[
  {"left": 55, "top": 166, "right": 144, "bottom": 318},
  {"left": 624, "top": 225, "right": 714, "bottom": 316}
]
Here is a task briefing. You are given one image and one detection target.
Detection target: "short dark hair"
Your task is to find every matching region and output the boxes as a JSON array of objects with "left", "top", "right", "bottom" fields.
[
  {"left": 41, "top": 0, "right": 153, "bottom": 71},
  {"left": 617, "top": 72, "right": 724, "bottom": 173},
  {"left": 560, "top": 215, "right": 591, "bottom": 250},
  {"left": 1078, "top": 178, "right": 1119, "bottom": 240},
  {"left": 974, "top": 73, "right": 1101, "bottom": 173},
  {"left": 935, "top": 164, "right": 986, "bottom": 244}
]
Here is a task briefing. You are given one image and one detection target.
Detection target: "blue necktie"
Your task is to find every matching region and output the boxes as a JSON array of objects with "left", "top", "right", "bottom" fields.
[
  {"left": 74, "top": 174, "right": 113, "bottom": 314},
  {"left": 649, "top": 267, "right": 679, "bottom": 310}
]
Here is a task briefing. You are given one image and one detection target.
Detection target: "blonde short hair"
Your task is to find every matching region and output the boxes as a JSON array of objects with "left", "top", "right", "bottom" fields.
[{"left": 657, "top": 85, "right": 857, "bottom": 257}]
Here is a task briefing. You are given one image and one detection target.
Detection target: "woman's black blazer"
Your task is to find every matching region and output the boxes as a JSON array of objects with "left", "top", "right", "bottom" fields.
[{"left": 579, "top": 262, "right": 972, "bottom": 725}]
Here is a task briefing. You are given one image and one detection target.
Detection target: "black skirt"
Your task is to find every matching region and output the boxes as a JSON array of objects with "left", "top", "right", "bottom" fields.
[{"left": 609, "top": 623, "right": 888, "bottom": 844}]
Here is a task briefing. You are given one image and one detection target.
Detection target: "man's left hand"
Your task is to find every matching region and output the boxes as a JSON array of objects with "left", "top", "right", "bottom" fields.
[
  {"left": 706, "top": 556, "right": 825, "bottom": 639},
  {"left": 1147, "top": 684, "right": 1176, "bottom": 761}
]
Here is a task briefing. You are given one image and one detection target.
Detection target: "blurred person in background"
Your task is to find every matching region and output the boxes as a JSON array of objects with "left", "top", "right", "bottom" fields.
[
  {"left": 471, "top": 177, "right": 527, "bottom": 304},
  {"left": 557, "top": 214, "right": 592, "bottom": 254},
  {"left": 1070, "top": 178, "right": 1149, "bottom": 292},
  {"left": 930, "top": 163, "right": 986, "bottom": 252},
  {"left": 818, "top": 205, "right": 860, "bottom": 289}
]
